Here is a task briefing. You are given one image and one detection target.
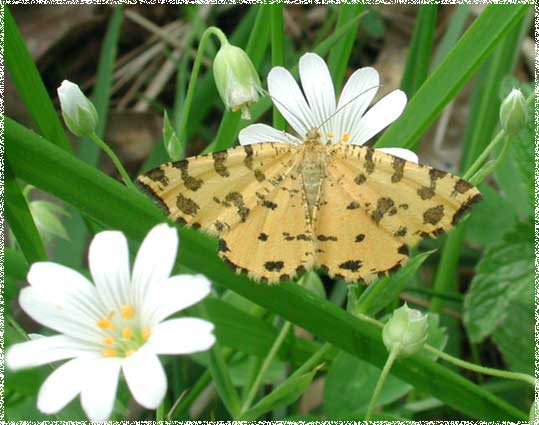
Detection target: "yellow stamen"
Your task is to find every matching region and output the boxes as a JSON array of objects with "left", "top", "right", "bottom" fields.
[
  {"left": 102, "top": 348, "right": 117, "bottom": 357},
  {"left": 97, "top": 317, "right": 113, "bottom": 329},
  {"left": 142, "top": 327, "right": 151, "bottom": 341},
  {"left": 102, "top": 336, "right": 114, "bottom": 345},
  {"left": 120, "top": 304, "right": 136, "bottom": 319},
  {"left": 122, "top": 327, "right": 134, "bottom": 340},
  {"left": 125, "top": 350, "right": 135, "bottom": 357},
  {"left": 327, "top": 132, "right": 334, "bottom": 139},
  {"left": 342, "top": 132, "right": 350, "bottom": 142}
]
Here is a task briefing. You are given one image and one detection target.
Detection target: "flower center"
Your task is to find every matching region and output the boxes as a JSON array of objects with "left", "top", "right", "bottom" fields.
[
  {"left": 341, "top": 132, "right": 350, "bottom": 143},
  {"left": 96, "top": 304, "right": 150, "bottom": 358}
]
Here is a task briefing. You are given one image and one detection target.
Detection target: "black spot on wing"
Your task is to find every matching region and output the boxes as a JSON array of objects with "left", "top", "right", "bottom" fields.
[{"left": 264, "top": 261, "right": 284, "bottom": 272}]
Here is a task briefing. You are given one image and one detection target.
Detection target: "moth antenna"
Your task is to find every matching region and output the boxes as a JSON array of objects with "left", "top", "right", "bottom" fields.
[{"left": 316, "top": 84, "right": 381, "bottom": 131}]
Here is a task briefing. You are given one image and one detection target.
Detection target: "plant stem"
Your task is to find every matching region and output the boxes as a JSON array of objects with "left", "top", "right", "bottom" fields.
[
  {"left": 288, "top": 342, "right": 333, "bottom": 381},
  {"left": 155, "top": 401, "right": 165, "bottom": 421},
  {"left": 89, "top": 132, "right": 136, "bottom": 190},
  {"left": 364, "top": 346, "right": 400, "bottom": 420},
  {"left": 240, "top": 320, "right": 292, "bottom": 414},
  {"left": 355, "top": 313, "right": 536, "bottom": 388},
  {"left": 424, "top": 345, "right": 536, "bottom": 387},
  {"left": 177, "top": 26, "right": 228, "bottom": 146},
  {"left": 463, "top": 92, "right": 533, "bottom": 181}
]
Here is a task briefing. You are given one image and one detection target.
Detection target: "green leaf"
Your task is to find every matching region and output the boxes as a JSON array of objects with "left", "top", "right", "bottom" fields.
[
  {"left": 4, "top": 162, "right": 47, "bottom": 263},
  {"left": 355, "top": 250, "right": 434, "bottom": 316},
  {"left": 298, "top": 270, "right": 326, "bottom": 299},
  {"left": 467, "top": 184, "right": 517, "bottom": 246},
  {"left": 327, "top": 4, "right": 365, "bottom": 91},
  {"left": 376, "top": 4, "right": 530, "bottom": 150},
  {"left": 324, "top": 351, "right": 411, "bottom": 417},
  {"left": 463, "top": 222, "right": 533, "bottom": 343},
  {"left": 4, "top": 6, "right": 70, "bottom": 151},
  {"left": 492, "top": 295, "right": 533, "bottom": 375},
  {"left": 240, "top": 371, "right": 316, "bottom": 420},
  {"left": 208, "top": 346, "right": 241, "bottom": 417},
  {"left": 5, "top": 117, "right": 527, "bottom": 420},
  {"left": 163, "top": 110, "right": 183, "bottom": 161},
  {"left": 401, "top": 5, "right": 438, "bottom": 96}
]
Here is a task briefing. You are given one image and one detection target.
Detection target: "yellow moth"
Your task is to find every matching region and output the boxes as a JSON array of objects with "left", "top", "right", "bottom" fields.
[
  {"left": 137, "top": 53, "right": 481, "bottom": 284},
  {"left": 137, "top": 129, "right": 480, "bottom": 284}
]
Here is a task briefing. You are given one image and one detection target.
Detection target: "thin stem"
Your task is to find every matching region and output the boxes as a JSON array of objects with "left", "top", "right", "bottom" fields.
[
  {"left": 270, "top": 4, "right": 286, "bottom": 130},
  {"left": 463, "top": 92, "right": 533, "bottom": 181},
  {"left": 468, "top": 134, "right": 512, "bottom": 186},
  {"left": 89, "top": 132, "right": 136, "bottom": 190},
  {"left": 364, "top": 347, "right": 400, "bottom": 420},
  {"left": 354, "top": 313, "right": 536, "bottom": 388},
  {"left": 425, "top": 345, "right": 535, "bottom": 387},
  {"left": 177, "top": 26, "right": 228, "bottom": 145},
  {"left": 240, "top": 321, "right": 292, "bottom": 414},
  {"left": 155, "top": 401, "right": 165, "bottom": 421}
]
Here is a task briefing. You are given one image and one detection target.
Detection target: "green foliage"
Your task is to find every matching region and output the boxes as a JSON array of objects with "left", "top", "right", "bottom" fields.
[{"left": 463, "top": 223, "right": 533, "bottom": 344}]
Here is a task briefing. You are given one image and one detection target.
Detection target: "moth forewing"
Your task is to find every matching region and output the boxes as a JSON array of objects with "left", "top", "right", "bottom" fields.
[{"left": 137, "top": 143, "right": 299, "bottom": 236}]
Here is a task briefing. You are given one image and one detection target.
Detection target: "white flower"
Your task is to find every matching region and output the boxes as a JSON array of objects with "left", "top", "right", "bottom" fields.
[
  {"left": 6, "top": 223, "right": 215, "bottom": 421},
  {"left": 239, "top": 52, "right": 418, "bottom": 163},
  {"left": 57, "top": 80, "right": 98, "bottom": 137}
]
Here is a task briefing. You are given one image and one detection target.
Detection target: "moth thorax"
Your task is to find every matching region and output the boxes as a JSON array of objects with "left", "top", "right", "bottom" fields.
[{"left": 301, "top": 142, "right": 326, "bottom": 222}]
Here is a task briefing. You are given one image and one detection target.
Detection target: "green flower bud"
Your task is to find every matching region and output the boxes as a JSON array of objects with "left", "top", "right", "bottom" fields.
[
  {"left": 30, "top": 200, "right": 70, "bottom": 243},
  {"left": 382, "top": 304, "right": 429, "bottom": 357},
  {"left": 213, "top": 43, "right": 261, "bottom": 120},
  {"left": 163, "top": 111, "right": 183, "bottom": 161},
  {"left": 57, "top": 80, "right": 98, "bottom": 137},
  {"left": 499, "top": 88, "right": 528, "bottom": 135}
]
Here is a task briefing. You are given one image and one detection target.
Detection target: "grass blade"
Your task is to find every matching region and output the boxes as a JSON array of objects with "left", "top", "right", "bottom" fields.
[
  {"left": 327, "top": 4, "right": 365, "bottom": 92},
  {"left": 375, "top": 4, "right": 530, "bottom": 150},
  {"left": 270, "top": 4, "right": 286, "bottom": 130},
  {"left": 5, "top": 117, "right": 527, "bottom": 420},
  {"left": 5, "top": 6, "right": 70, "bottom": 151},
  {"left": 400, "top": 5, "right": 438, "bottom": 97}
]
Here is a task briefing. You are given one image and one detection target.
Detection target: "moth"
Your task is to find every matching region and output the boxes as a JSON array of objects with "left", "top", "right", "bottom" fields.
[{"left": 137, "top": 128, "right": 481, "bottom": 284}]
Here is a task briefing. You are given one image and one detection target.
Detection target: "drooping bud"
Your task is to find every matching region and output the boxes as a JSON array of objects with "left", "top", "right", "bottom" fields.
[
  {"left": 23, "top": 186, "right": 69, "bottom": 243},
  {"left": 499, "top": 88, "right": 528, "bottom": 135},
  {"left": 57, "top": 80, "right": 98, "bottom": 137},
  {"left": 213, "top": 42, "right": 261, "bottom": 120},
  {"left": 382, "top": 304, "right": 429, "bottom": 357}
]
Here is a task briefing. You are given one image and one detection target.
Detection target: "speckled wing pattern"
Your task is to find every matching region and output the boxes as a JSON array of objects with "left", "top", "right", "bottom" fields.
[
  {"left": 314, "top": 144, "right": 482, "bottom": 282},
  {"left": 138, "top": 142, "right": 481, "bottom": 284},
  {"left": 137, "top": 143, "right": 297, "bottom": 235}
]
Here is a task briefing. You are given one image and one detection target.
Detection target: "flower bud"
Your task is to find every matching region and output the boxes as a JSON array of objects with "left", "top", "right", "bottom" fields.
[
  {"left": 499, "top": 88, "right": 528, "bottom": 135},
  {"left": 163, "top": 111, "right": 183, "bottom": 161},
  {"left": 30, "top": 200, "right": 70, "bottom": 243},
  {"left": 382, "top": 304, "right": 429, "bottom": 357},
  {"left": 213, "top": 43, "right": 261, "bottom": 120},
  {"left": 57, "top": 80, "right": 98, "bottom": 137}
]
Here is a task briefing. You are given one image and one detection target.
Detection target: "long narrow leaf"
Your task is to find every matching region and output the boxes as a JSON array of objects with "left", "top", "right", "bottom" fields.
[
  {"left": 5, "top": 117, "right": 526, "bottom": 420},
  {"left": 5, "top": 6, "right": 70, "bottom": 151},
  {"left": 375, "top": 4, "right": 529, "bottom": 150}
]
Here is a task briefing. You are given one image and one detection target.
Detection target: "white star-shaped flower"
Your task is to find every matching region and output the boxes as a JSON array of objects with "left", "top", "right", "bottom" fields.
[
  {"left": 239, "top": 52, "right": 418, "bottom": 163},
  {"left": 7, "top": 223, "right": 215, "bottom": 421}
]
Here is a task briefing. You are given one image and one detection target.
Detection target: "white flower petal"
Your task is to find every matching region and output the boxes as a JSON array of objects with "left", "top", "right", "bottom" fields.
[
  {"left": 132, "top": 223, "right": 178, "bottom": 308},
  {"left": 239, "top": 124, "right": 300, "bottom": 145},
  {"left": 144, "top": 274, "right": 212, "bottom": 324},
  {"left": 89, "top": 230, "right": 131, "bottom": 312},
  {"left": 299, "top": 53, "right": 336, "bottom": 136},
  {"left": 376, "top": 147, "right": 419, "bottom": 163},
  {"left": 37, "top": 358, "right": 88, "bottom": 415},
  {"left": 81, "top": 357, "right": 122, "bottom": 421},
  {"left": 351, "top": 89, "right": 407, "bottom": 145},
  {"left": 19, "top": 286, "right": 104, "bottom": 343},
  {"left": 334, "top": 67, "right": 379, "bottom": 143},
  {"left": 6, "top": 335, "right": 97, "bottom": 371},
  {"left": 123, "top": 349, "right": 166, "bottom": 409},
  {"left": 268, "top": 66, "right": 316, "bottom": 136},
  {"left": 27, "top": 262, "right": 104, "bottom": 322},
  {"left": 148, "top": 318, "right": 215, "bottom": 355}
]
